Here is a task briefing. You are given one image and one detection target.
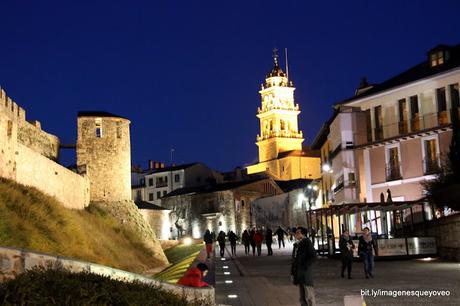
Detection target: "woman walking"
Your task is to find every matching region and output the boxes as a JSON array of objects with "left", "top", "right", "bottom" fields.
[{"left": 339, "top": 229, "right": 354, "bottom": 279}]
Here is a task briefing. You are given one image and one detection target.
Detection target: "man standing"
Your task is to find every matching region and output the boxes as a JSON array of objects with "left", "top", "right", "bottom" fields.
[
  {"left": 274, "top": 226, "right": 288, "bottom": 248},
  {"left": 265, "top": 227, "right": 273, "bottom": 256},
  {"left": 291, "top": 226, "right": 316, "bottom": 306}
]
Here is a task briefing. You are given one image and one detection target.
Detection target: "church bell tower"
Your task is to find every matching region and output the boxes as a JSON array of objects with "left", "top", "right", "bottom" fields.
[{"left": 256, "top": 49, "right": 304, "bottom": 162}]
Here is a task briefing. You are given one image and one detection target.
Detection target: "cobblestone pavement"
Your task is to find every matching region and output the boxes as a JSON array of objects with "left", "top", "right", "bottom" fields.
[{"left": 214, "top": 242, "right": 459, "bottom": 306}]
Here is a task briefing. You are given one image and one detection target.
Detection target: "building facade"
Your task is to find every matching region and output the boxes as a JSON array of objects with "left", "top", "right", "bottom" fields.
[
  {"left": 246, "top": 50, "right": 320, "bottom": 180},
  {"left": 131, "top": 163, "right": 223, "bottom": 206}
]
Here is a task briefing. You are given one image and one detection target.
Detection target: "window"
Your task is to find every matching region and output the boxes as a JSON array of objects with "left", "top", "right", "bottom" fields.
[
  {"left": 148, "top": 178, "right": 153, "bottom": 186},
  {"left": 424, "top": 139, "right": 439, "bottom": 174},
  {"left": 140, "top": 178, "right": 145, "bottom": 186},
  {"left": 95, "top": 118, "right": 102, "bottom": 138},
  {"left": 410, "top": 95, "right": 419, "bottom": 131},
  {"left": 398, "top": 98, "right": 408, "bottom": 134},
  {"left": 374, "top": 106, "right": 382, "bottom": 140},
  {"left": 437, "top": 87, "right": 447, "bottom": 112},
  {"left": 430, "top": 51, "right": 444, "bottom": 67},
  {"left": 157, "top": 191, "right": 161, "bottom": 199},
  {"left": 280, "top": 119, "right": 285, "bottom": 130},
  {"left": 148, "top": 193, "right": 154, "bottom": 201},
  {"left": 269, "top": 119, "right": 273, "bottom": 131},
  {"left": 174, "top": 174, "right": 180, "bottom": 182},
  {"left": 387, "top": 147, "right": 401, "bottom": 181},
  {"left": 117, "top": 122, "right": 122, "bottom": 138},
  {"left": 137, "top": 190, "right": 142, "bottom": 201},
  {"left": 348, "top": 173, "right": 356, "bottom": 186},
  {"left": 163, "top": 190, "right": 167, "bottom": 196}
]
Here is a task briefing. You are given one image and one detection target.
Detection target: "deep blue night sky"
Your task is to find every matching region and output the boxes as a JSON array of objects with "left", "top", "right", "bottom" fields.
[{"left": 1, "top": 0, "right": 460, "bottom": 172}]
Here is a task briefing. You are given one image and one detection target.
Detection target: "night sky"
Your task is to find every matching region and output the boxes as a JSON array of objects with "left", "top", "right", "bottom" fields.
[{"left": 1, "top": 1, "right": 460, "bottom": 172}]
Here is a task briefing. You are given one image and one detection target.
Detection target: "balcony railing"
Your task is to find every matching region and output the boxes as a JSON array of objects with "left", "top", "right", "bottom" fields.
[
  {"left": 424, "top": 157, "right": 441, "bottom": 175},
  {"left": 257, "top": 130, "right": 303, "bottom": 141},
  {"left": 156, "top": 181, "right": 168, "bottom": 188},
  {"left": 386, "top": 164, "right": 402, "bottom": 181},
  {"left": 398, "top": 120, "right": 408, "bottom": 134},
  {"left": 363, "top": 111, "right": 454, "bottom": 144}
]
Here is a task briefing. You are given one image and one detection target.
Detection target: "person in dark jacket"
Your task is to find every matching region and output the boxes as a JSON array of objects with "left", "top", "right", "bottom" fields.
[
  {"left": 358, "top": 227, "right": 378, "bottom": 278},
  {"left": 217, "top": 231, "right": 226, "bottom": 257},
  {"left": 203, "top": 229, "right": 213, "bottom": 259},
  {"left": 254, "top": 229, "right": 264, "bottom": 256},
  {"left": 242, "top": 229, "right": 251, "bottom": 255},
  {"left": 339, "top": 229, "right": 354, "bottom": 279},
  {"left": 274, "top": 226, "right": 288, "bottom": 248},
  {"left": 291, "top": 226, "right": 316, "bottom": 306},
  {"left": 228, "top": 230, "right": 238, "bottom": 256},
  {"left": 177, "top": 263, "right": 209, "bottom": 287},
  {"left": 265, "top": 227, "right": 273, "bottom": 255},
  {"left": 250, "top": 227, "right": 257, "bottom": 256}
]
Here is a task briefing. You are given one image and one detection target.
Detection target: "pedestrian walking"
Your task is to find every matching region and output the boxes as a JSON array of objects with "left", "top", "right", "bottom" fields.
[
  {"left": 274, "top": 225, "right": 288, "bottom": 248},
  {"left": 254, "top": 229, "right": 264, "bottom": 256},
  {"left": 250, "top": 227, "right": 257, "bottom": 256},
  {"left": 358, "top": 227, "right": 378, "bottom": 278},
  {"left": 291, "top": 226, "right": 317, "bottom": 306},
  {"left": 228, "top": 230, "right": 238, "bottom": 256},
  {"left": 203, "top": 229, "right": 213, "bottom": 259},
  {"left": 217, "top": 231, "right": 226, "bottom": 257},
  {"left": 339, "top": 229, "right": 354, "bottom": 279},
  {"left": 265, "top": 227, "right": 273, "bottom": 255},
  {"left": 242, "top": 229, "right": 251, "bottom": 255}
]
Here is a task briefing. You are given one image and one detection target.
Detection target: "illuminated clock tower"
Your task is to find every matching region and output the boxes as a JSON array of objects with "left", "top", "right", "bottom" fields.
[
  {"left": 257, "top": 49, "right": 304, "bottom": 162},
  {"left": 247, "top": 49, "right": 320, "bottom": 180}
]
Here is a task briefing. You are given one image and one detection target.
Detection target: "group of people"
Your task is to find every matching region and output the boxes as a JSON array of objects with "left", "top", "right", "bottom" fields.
[
  {"left": 339, "top": 227, "right": 378, "bottom": 279},
  {"left": 204, "top": 225, "right": 300, "bottom": 258},
  {"left": 190, "top": 226, "right": 378, "bottom": 306}
]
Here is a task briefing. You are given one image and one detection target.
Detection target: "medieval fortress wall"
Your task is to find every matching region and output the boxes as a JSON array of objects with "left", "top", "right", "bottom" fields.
[{"left": 0, "top": 88, "right": 89, "bottom": 209}]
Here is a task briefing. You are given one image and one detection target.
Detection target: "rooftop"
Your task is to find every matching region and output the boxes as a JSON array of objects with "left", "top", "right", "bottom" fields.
[{"left": 336, "top": 43, "right": 460, "bottom": 106}]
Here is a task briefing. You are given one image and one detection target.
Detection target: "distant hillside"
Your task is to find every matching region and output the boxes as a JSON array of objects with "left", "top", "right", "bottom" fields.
[{"left": 0, "top": 178, "right": 164, "bottom": 273}]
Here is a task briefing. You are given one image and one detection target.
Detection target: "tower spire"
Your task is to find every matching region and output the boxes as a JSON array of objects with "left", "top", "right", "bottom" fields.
[{"left": 273, "top": 48, "right": 279, "bottom": 66}]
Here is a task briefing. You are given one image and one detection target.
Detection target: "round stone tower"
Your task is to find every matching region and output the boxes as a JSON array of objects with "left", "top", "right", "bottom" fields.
[{"left": 76, "top": 111, "right": 131, "bottom": 202}]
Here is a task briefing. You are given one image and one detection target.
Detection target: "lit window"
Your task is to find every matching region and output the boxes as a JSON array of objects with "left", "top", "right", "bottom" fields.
[{"left": 430, "top": 51, "right": 444, "bottom": 67}]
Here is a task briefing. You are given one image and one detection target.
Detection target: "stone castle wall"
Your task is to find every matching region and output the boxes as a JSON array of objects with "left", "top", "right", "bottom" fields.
[
  {"left": 18, "top": 120, "right": 60, "bottom": 160},
  {"left": 15, "top": 143, "right": 90, "bottom": 209},
  {"left": 0, "top": 88, "right": 89, "bottom": 209}
]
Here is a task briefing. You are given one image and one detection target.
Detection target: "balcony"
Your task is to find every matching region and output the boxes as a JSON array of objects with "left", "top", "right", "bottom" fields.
[
  {"left": 374, "top": 127, "right": 383, "bottom": 141},
  {"left": 257, "top": 130, "right": 303, "bottom": 141},
  {"left": 156, "top": 181, "right": 168, "bottom": 188},
  {"left": 438, "top": 111, "right": 449, "bottom": 125},
  {"left": 386, "top": 164, "right": 402, "bottom": 181},
  {"left": 398, "top": 120, "right": 408, "bottom": 134},
  {"left": 424, "top": 157, "right": 441, "bottom": 175}
]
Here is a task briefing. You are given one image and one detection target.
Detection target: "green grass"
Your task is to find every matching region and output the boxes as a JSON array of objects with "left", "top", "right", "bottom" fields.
[
  {"left": 155, "top": 243, "right": 204, "bottom": 283},
  {"left": 0, "top": 267, "right": 210, "bottom": 306},
  {"left": 0, "top": 177, "right": 164, "bottom": 273}
]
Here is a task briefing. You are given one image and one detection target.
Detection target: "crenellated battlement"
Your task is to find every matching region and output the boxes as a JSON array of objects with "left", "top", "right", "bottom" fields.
[{"left": 0, "top": 88, "right": 26, "bottom": 123}]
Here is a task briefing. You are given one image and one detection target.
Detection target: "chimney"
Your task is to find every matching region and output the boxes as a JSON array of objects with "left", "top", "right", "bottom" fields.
[
  {"left": 148, "top": 160, "right": 153, "bottom": 170},
  {"left": 154, "top": 161, "right": 160, "bottom": 169},
  {"left": 161, "top": 162, "right": 165, "bottom": 168}
]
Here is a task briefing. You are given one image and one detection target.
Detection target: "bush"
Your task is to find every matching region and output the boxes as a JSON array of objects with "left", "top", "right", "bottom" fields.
[{"left": 0, "top": 268, "right": 204, "bottom": 306}]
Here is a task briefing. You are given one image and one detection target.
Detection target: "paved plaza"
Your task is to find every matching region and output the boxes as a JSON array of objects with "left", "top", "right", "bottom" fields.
[{"left": 213, "top": 242, "right": 459, "bottom": 306}]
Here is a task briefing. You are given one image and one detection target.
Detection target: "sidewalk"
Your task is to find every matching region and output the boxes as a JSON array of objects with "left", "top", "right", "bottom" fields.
[{"left": 214, "top": 242, "right": 459, "bottom": 306}]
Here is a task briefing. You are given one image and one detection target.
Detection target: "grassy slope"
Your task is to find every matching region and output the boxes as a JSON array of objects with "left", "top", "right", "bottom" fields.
[
  {"left": 155, "top": 243, "right": 204, "bottom": 283},
  {"left": 0, "top": 178, "right": 163, "bottom": 273}
]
